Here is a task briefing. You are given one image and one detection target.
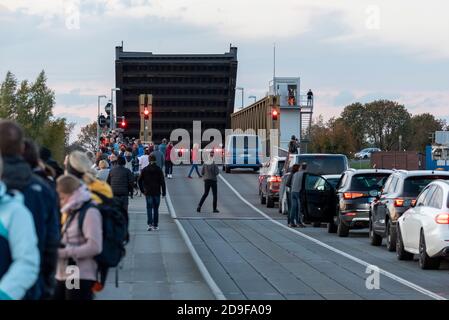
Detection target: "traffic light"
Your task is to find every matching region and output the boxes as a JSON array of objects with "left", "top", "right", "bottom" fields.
[
  {"left": 98, "top": 115, "right": 106, "bottom": 128},
  {"left": 272, "top": 109, "right": 279, "bottom": 120},
  {"left": 120, "top": 116, "right": 126, "bottom": 128},
  {"left": 143, "top": 107, "right": 150, "bottom": 120},
  {"left": 105, "top": 103, "right": 112, "bottom": 115}
]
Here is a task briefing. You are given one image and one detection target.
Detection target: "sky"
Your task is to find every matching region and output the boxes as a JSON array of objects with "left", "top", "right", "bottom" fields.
[{"left": 1, "top": 0, "right": 449, "bottom": 140}]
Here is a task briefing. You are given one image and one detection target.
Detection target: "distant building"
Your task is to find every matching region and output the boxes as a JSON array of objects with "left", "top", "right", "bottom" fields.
[{"left": 115, "top": 45, "right": 238, "bottom": 143}]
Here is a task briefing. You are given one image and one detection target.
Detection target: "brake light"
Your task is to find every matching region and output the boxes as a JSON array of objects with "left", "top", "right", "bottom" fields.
[
  {"left": 411, "top": 199, "right": 416, "bottom": 206},
  {"left": 394, "top": 199, "right": 405, "bottom": 207},
  {"left": 268, "top": 176, "right": 282, "bottom": 183},
  {"left": 344, "top": 212, "right": 357, "bottom": 216},
  {"left": 343, "top": 192, "right": 366, "bottom": 199},
  {"left": 435, "top": 213, "right": 449, "bottom": 224}
]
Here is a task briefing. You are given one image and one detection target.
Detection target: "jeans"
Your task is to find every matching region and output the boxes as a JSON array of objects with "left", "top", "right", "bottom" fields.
[
  {"left": 290, "top": 192, "right": 303, "bottom": 224},
  {"left": 188, "top": 164, "right": 201, "bottom": 177},
  {"left": 165, "top": 160, "right": 173, "bottom": 176},
  {"left": 146, "top": 195, "right": 161, "bottom": 227},
  {"left": 53, "top": 280, "right": 95, "bottom": 300},
  {"left": 198, "top": 180, "right": 217, "bottom": 210}
]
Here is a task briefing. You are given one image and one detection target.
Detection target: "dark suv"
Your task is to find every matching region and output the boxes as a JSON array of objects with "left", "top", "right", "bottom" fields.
[
  {"left": 369, "top": 170, "right": 449, "bottom": 251},
  {"left": 301, "top": 169, "right": 392, "bottom": 237}
]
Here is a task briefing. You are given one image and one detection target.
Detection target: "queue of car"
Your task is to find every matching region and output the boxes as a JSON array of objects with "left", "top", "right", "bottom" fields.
[{"left": 257, "top": 153, "right": 449, "bottom": 270}]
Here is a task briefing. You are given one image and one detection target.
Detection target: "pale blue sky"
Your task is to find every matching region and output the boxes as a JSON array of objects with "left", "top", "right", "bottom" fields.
[{"left": 1, "top": 0, "right": 448, "bottom": 138}]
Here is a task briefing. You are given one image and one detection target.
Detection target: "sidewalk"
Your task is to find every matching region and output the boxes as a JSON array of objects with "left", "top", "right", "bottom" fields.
[{"left": 96, "top": 195, "right": 214, "bottom": 300}]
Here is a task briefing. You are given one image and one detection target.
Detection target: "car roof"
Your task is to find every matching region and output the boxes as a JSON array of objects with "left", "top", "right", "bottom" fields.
[
  {"left": 293, "top": 153, "right": 347, "bottom": 157},
  {"left": 392, "top": 170, "right": 449, "bottom": 177},
  {"left": 322, "top": 174, "right": 342, "bottom": 179},
  {"left": 428, "top": 180, "right": 449, "bottom": 188},
  {"left": 345, "top": 169, "right": 393, "bottom": 174}
]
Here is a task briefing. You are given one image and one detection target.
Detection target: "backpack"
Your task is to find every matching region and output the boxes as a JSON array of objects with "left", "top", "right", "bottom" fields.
[{"left": 75, "top": 194, "right": 128, "bottom": 288}]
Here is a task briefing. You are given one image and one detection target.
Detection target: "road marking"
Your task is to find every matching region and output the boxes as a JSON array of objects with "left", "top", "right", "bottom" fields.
[
  {"left": 218, "top": 174, "right": 447, "bottom": 301},
  {"left": 164, "top": 190, "right": 227, "bottom": 300}
]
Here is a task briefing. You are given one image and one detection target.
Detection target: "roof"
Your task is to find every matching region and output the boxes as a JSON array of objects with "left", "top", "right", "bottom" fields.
[{"left": 393, "top": 170, "right": 449, "bottom": 177}]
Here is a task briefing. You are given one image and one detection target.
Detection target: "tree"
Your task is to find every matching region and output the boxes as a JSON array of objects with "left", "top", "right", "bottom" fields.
[
  {"left": 406, "top": 113, "right": 445, "bottom": 152},
  {"left": 340, "top": 102, "right": 366, "bottom": 151},
  {"left": 0, "top": 71, "right": 17, "bottom": 119},
  {"left": 77, "top": 121, "right": 98, "bottom": 152}
]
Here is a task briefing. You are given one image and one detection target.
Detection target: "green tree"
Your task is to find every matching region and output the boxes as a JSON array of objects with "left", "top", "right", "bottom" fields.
[
  {"left": 406, "top": 113, "right": 445, "bottom": 152},
  {"left": 77, "top": 121, "right": 98, "bottom": 152},
  {"left": 0, "top": 71, "right": 17, "bottom": 119},
  {"left": 339, "top": 102, "right": 366, "bottom": 150}
]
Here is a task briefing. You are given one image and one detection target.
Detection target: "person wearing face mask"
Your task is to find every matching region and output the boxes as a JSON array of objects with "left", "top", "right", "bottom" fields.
[{"left": 54, "top": 174, "right": 102, "bottom": 300}]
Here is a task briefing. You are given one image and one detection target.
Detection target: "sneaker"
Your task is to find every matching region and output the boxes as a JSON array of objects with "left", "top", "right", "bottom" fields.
[
  {"left": 153, "top": 226, "right": 159, "bottom": 231},
  {"left": 298, "top": 223, "right": 306, "bottom": 228},
  {"left": 187, "top": 176, "right": 192, "bottom": 179},
  {"left": 213, "top": 209, "right": 220, "bottom": 213},
  {"left": 147, "top": 225, "right": 153, "bottom": 231},
  {"left": 196, "top": 206, "right": 201, "bottom": 213}
]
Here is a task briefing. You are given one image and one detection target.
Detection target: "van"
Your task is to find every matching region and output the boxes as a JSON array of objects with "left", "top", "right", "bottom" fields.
[{"left": 223, "top": 134, "right": 263, "bottom": 173}]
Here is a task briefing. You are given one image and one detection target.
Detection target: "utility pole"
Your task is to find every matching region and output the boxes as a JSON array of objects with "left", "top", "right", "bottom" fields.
[{"left": 97, "top": 95, "right": 107, "bottom": 149}]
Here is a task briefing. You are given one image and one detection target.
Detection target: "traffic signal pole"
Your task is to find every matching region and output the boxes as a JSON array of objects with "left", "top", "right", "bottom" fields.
[{"left": 97, "top": 95, "right": 107, "bottom": 150}]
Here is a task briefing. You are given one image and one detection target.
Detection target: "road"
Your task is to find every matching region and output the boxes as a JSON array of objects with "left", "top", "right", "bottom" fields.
[{"left": 166, "top": 166, "right": 449, "bottom": 300}]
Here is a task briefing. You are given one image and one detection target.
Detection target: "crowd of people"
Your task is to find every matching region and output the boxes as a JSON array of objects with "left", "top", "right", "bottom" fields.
[{"left": 0, "top": 120, "right": 168, "bottom": 300}]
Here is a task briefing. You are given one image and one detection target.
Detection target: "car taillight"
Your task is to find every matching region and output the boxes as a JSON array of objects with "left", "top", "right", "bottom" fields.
[
  {"left": 394, "top": 199, "right": 405, "bottom": 207},
  {"left": 343, "top": 192, "right": 366, "bottom": 199},
  {"left": 435, "top": 213, "right": 449, "bottom": 224},
  {"left": 268, "top": 176, "right": 282, "bottom": 183},
  {"left": 411, "top": 199, "right": 416, "bottom": 206}
]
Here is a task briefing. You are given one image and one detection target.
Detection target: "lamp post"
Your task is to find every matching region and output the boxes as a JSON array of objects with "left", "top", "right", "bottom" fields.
[
  {"left": 110, "top": 88, "right": 120, "bottom": 130},
  {"left": 97, "top": 95, "right": 107, "bottom": 150},
  {"left": 249, "top": 95, "right": 257, "bottom": 104},
  {"left": 236, "top": 87, "right": 244, "bottom": 109}
]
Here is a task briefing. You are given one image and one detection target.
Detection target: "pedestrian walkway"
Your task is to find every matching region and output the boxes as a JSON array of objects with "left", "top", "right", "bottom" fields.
[{"left": 96, "top": 196, "right": 214, "bottom": 300}]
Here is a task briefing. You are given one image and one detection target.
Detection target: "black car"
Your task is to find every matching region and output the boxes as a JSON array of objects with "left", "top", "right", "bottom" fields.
[
  {"left": 369, "top": 170, "right": 449, "bottom": 251},
  {"left": 301, "top": 169, "right": 392, "bottom": 237}
]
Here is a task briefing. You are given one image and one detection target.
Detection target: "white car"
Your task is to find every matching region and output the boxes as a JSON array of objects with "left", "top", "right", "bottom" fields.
[
  {"left": 396, "top": 180, "right": 449, "bottom": 269},
  {"left": 354, "top": 148, "right": 381, "bottom": 159}
]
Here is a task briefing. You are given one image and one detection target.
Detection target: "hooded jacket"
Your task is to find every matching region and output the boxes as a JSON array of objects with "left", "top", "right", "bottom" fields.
[
  {"left": 107, "top": 165, "right": 134, "bottom": 196},
  {"left": 0, "top": 182, "right": 40, "bottom": 300},
  {"left": 2, "top": 155, "right": 59, "bottom": 300},
  {"left": 150, "top": 146, "right": 165, "bottom": 169}
]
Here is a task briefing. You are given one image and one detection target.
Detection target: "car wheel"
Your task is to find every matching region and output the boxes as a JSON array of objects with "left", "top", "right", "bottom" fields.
[
  {"left": 225, "top": 166, "right": 231, "bottom": 173},
  {"left": 327, "top": 218, "right": 337, "bottom": 233},
  {"left": 419, "top": 230, "right": 441, "bottom": 270},
  {"left": 260, "top": 192, "right": 266, "bottom": 205},
  {"left": 337, "top": 216, "right": 349, "bottom": 237},
  {"left": 396, "top": 225, "right": 413, "bottom": 261},
  {"left": 266, "top": 195, "right": 275, "bottom": 208},
  {"left": 253, "top": 168, "right": 259, "bottom": 173},
  {"left": 369, "top": 218, "right": 382, "bottom": 246},
  {"left": 363, "top": 155, "right": 368, "bottom": 159},
  {"left": 385, "top": 220, "right": 397, "bottom": 252}
]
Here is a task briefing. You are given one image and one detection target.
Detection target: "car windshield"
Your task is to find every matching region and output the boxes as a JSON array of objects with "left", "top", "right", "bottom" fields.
[
  {"left": 403, "top": 176, "right": 449, "bottom": 197},
  {"left": 276, "top": 160, "right": 285, "bottom": 175},
  {"left": 294, "top": 155, "right": 347, "bottom": 175},
  {"left": 350, "top": 173, "right": 390, "bottom": 191}
]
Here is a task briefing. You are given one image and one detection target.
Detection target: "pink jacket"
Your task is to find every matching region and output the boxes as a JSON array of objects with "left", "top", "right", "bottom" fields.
[{"left": 56, "top": 186, "right": 102, "bottom": 281}]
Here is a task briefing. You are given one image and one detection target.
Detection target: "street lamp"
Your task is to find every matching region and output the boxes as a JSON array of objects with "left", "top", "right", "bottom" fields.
[
  {"left": 110, "top": 87, "right": 120, "bottom": 130},
  {"left": 236, "top": 87, "right": 244, "bottom": 109},
  {"left": 97, "top": 95, "right": 107, "bottom": 150},
  {"left": 249, "top": 95, "right": 257, "bottom": 104}
]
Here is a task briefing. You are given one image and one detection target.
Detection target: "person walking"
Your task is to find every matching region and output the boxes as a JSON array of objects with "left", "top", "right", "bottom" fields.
[
  {"left": 138, "top": 148, "right": 150, "bottom": 173},
  {"left": 0, "top": 120, "right": 60, "bottom": 300},
  {"left": 150, "top": 145, "right": 165, "bottom": 170},
  {"left": 138, "top": 155, "right": 166, "bottom": 231},
  {"left": 188, "top": 143, "right": 202, "bottom": 178},
  {"left": 165, "top": 142, "right": 174, "bottom": 179},
  {"left": 107, "top": 156, "right": 134, "bottom": 223},
  {"left": 285, "top": 164, "right": 300, "bottom": 227},
  {"left": 96, "top": 160, "right": 110, "bottom": 182},
  {"left": 0, "top": 155, "right": 40, "bottom": 300},
  {"left": 290, "top": 162, "right": 307, "bottom": 228},
  {"left": 197, "top": 151, "right": 219, "bottom": 213},
  {"left": 159, "top": 138, "right": 167, "bottom": 159},
  {"left": 54, "top": 174, "right": 102, "bottom": 300}
]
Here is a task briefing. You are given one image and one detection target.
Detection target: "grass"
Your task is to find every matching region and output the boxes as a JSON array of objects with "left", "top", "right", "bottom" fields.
[{"left": 350, "top": 159, "right": 372, "bottom": 169}]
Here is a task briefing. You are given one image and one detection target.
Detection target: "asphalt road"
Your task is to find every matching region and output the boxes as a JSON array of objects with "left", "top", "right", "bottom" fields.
[{"left": 167, "top": 166, "right": 449, "bottom": 300}]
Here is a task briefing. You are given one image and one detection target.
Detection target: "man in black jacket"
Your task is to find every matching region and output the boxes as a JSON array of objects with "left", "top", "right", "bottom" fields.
[
  {"left": 107, "top": 156, "right": 134, "bottom": 223},
  {"left": 138, "top": 155, "right": 166, "bottom": 231},
  {"left": 0, "top": 120, "right": 59, "bottom": 300}
]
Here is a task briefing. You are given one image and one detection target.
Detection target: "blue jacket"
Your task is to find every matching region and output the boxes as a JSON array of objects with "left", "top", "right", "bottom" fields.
[
  {"left": 0, "top": 182, "right": 40, "bottom": 300},
  {"left": 2, "top": 156, "right": 59, "bottom": 300}
]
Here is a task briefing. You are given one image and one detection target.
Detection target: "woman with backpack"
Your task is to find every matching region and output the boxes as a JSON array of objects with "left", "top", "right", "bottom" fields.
[
  {"left": 0, "top": 155, "right": 40, "bottom": 300},
  {"left": 54, "top": 174, "right": 102, "bottom": 300}
]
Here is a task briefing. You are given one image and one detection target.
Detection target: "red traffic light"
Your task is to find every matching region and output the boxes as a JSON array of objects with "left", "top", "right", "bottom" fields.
[
  {"left": 272, "top": 109, "right": 278, "bottom": 120},
  {"left": 120, "top": 116, "right": 126, "bottom": 128},
  {"left": 143, "top": 108, "right": 149, "bottom": 116}
]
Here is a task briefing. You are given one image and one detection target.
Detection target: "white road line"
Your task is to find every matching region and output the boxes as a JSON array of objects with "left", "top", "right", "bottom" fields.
[
  {"left": 164, "top": 189, "right": 227, "bottom": 300},
  {"left": 218, "top": 174, "right": 447, "bottom": 301}
]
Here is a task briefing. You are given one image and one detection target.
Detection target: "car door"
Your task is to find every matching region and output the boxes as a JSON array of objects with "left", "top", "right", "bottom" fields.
[
  {"left": 403, "top": 186, "right": 434, "bottom": 249},
  {"left": 373, "top": 176, "right": 394, "bottom": 231},
  {"left": 302, "top": 173, "right": 337, "bottom": 223}
]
